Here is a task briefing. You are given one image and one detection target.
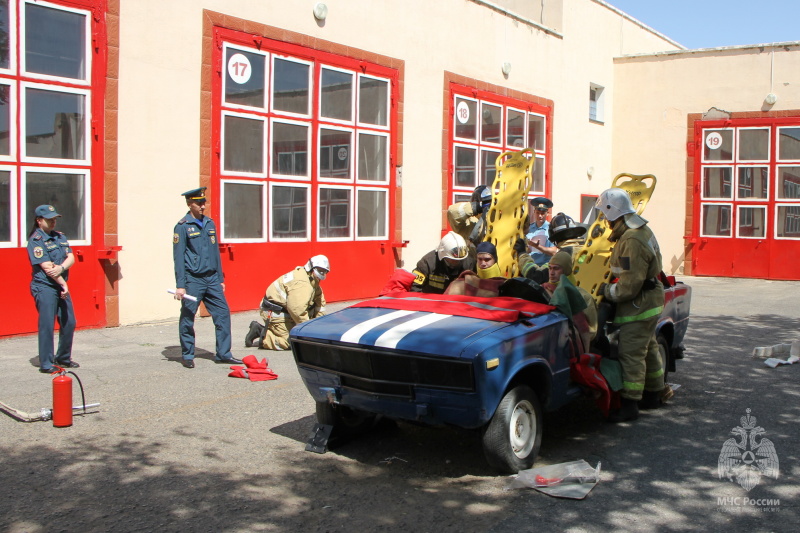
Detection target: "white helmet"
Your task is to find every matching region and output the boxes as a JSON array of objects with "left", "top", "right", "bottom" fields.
[
  {"left": 305, "top": 255, "right": 330, "bottom": 280},
  {"left": 595, "top": 188, "right": 648, "bottom": 228},
  {"left": 436, "top": 231, "right": 469, "bottom": 261}
]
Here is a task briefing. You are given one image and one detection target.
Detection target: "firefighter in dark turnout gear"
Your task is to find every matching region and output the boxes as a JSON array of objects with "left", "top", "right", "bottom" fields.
[{"left": 411, "top": 232, "right": 476, "bottom": 294}]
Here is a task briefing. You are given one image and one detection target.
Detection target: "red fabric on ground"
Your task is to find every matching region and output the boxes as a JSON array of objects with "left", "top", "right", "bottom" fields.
[
  {"left": 569, "top": 353, "right": 617, "bottom": 417},
  {"left": 351, "top": 291, "right": 554, "bottom": 322}
]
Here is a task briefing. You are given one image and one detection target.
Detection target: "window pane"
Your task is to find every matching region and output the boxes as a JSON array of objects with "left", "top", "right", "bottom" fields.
[
  {"left": 357, "top": 133, "right": 387, "bottom": 181},
  {"left": 223, "top": 182, "right": 263, "bottom": 239},
  {"left": 0, "top": 1, "right": 8, "bottom": 69},
  {"left": 737, "top": 206, "right": 765, "bottom": 238},
  {"left": 271, "top": 185, "right": 307, "bottom": 238},
  {"left": 737, "top": 167, "right": 768, "bottom": 199},
  {"left": 738, "top": 128, "right": 768, "bottom": 161},
  {"left": 25, "top": 3, "right": 86, "bottom": 80},
  {"left": 224, "top": 48, "right": 265, "bottom": 108},
  {"left": 481, "top": 103, "right": 501, "bottom": 143},
  {"left": 319, "top": 128, "right": 351, "bottom": 179},
  {"left": 454, "top": 98, "right": 477, "bottom": 140},
  {"left": 0, "top": 170, "right": 9, "bottom": 241},
  {"left": 0, "top": 85, "right": 9, "bottom": 155},
  {"left": 701, "top": 204, "right": 731, "bottom": 237},
  {"left": 703, "top": 130, "right": 733, "bottom": 161},
  {"left": 26, "top": 88, "right": 85, "bottom": 160},
  {"left": 507, "top": 109, "right": 525, "bottom": 148},
  {"left": 777, "top": 166, "right": 800, "bottom": 199},
  {"left": 26, "top": 172, "right": 86, "bottom": 240},
  {"left": 272, "top": 122, "right": 308, "bottom": 176},
  {"left": 532, "top": 155, "right": 545, "bottom": 193},
  {"left": 223, "top": 115, "right": 263, "bottom": 173},
  {"left": 778, "top": 127, "right": 800, "bottom": 160},
  {"left": 777, "top": 205, "right": 800, "bottom": 238},
  {"left": 357, "top": 189, "right": 386, "bottom": 237},
  {"left": 359, "top": 77, "right": 388, "bottom": 126},
  {"left": 320, "top": 68, "right": 352, "bottom": 121},
  {"left": 454, "top": 146, "right": 476, "bottom": 187},
  {"left": 273, "top": 58, "right": 309, "bottom": 114},
  {"left": 481, "top": 149, "right": 500, "bottom": 186},
  {"left": 319, "top": 187, "right": 351, "bottom": 238},
  {"left": 528, "top": 114, "right": 545, "bottom": 151},
  {"left": 702, "top": 167, "right": 732, "bottom": 198}
]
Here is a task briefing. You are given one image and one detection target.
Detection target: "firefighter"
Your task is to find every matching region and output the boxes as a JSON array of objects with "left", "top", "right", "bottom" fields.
[
  {"left": 411, "top": 232, "right": 475, "bottom": 294},
  {"left": 595, "top": 188, "right": 665, "bottom": 423},
  {"left": 245, "top": 255, "right": 329, "bottom": 351},
  {"left": 447, "top": 185, "right": 492, "bottom": 246}
]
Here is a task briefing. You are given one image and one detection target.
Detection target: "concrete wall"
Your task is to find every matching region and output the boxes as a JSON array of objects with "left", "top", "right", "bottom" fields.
[
  {"left": 612, "top": 44, "right": 800, "bottom": 273},
  {"left": 116, "top": 0, "right": 677, "bottom": 323}
]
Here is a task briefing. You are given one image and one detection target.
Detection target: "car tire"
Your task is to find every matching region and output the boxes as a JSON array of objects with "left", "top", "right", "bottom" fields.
[
  {"left": 315, "top": 402, "right": 376, "bottom": 436},
  {"left": 657, "top": 334, "right": 670, "bottom": 383},
  {"left": 482, "top": 385, "right": 543, "bottom": 474}
]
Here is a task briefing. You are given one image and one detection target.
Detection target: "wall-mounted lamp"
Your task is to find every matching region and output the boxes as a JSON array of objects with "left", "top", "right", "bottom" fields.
[
  {"left": 501, "top": 62, "right": 512, "bottom": 76},
  {"left": 313, "top": 2, "right": 328, "bottom": 21},
  {"left": 587, "top": 166, "right": 595, "bottom": 178},
  {"left": 765, "top": 93, "right": 778, "bottom": 105}
]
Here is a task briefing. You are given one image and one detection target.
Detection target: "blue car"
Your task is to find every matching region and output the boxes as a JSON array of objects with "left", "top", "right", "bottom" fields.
[{"left": 291, "top": 276, "right": 691, "bottom": 473}]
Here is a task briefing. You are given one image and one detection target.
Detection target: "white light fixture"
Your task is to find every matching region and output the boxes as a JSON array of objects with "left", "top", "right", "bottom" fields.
[
  {"left": 501, "top": 62, "right": 512, "bottom": 76},
  {"left": 765, "top": 93, "right": 778, "bottom": 105},
  {"left": 313, "top": 2, "right": 328, "bottom": 21},
  {"left": 587, "top": 166, "right": 595, "bottom": 178}
]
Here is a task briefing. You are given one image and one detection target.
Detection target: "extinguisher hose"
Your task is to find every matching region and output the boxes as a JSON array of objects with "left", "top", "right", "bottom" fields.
[{"left": 67, "top": 371, "right": 88, "bottom": 415}]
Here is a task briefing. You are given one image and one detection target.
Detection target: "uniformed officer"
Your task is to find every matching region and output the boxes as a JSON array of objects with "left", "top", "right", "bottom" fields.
[
  {"left": 410, "top": 231, "right": 476, "bottom": 294},
  {"left": 27, "top": 205, "right": 79, "bottom": 373},
  {"left": 173, "top": 187, "right": 242, "bottom": 368},
  {"left": 526, "top": 197, "right": 556, "bottom": 264}
]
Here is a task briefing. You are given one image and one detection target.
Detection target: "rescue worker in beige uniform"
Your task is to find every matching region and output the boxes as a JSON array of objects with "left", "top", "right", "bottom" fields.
[
  {"left": 245, "top": 255, "right": 329, "bottom": 351},
  {"left": 596, "top": 188, "right": 665, "bottom": 423},
  {"left": 447, "top": 185, "right": 491, "bottom": 247}
]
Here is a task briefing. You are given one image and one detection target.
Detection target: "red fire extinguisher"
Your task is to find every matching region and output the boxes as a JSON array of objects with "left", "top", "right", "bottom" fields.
[{"left": 52, "top": 369, "right": 73, "bottom": 428}]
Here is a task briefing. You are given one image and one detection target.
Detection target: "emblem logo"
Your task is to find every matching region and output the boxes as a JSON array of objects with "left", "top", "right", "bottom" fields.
[
  {"left": 210, "top": 236, "right": 216, "bottom": 244},
  {"left": 48, "top": 205, "right": 55, "bottom": 211},
  {"left": 33, "top": 247, "right": 44, "bottom": 259},
  {"left": 718, "top": 408, "right": 779, "bottom": 491},
  {"left": 173, "top": 233, "right": 179, "bottom": 244}
]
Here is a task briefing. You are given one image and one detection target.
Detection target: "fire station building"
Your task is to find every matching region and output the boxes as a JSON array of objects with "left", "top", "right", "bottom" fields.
[{"left": 2, "top": 0, "right": 800, "bottom": 337}]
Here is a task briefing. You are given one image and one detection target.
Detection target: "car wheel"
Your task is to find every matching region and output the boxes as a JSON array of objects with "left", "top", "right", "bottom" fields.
[
  {"left": 315, "top": 402, "right": 376, "bottom": 435},
  {"left": 482, "top": 385, "right": 543, "bottom": 474},
  {"left": 657, "top": 334, "right": 670, "bottom": 384}
]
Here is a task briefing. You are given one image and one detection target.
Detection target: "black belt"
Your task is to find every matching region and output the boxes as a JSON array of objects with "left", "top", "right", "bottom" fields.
[{"left": 260, "top": 297, "right": 285, "bottom": 314}]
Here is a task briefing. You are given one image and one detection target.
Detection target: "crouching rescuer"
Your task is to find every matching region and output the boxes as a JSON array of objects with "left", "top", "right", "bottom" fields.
[
  {"left": 245, "top": 255, "right": 329, "bottom": 350},
  {"left": 595, "top": 188, "right": 665, "bottom": 423}
]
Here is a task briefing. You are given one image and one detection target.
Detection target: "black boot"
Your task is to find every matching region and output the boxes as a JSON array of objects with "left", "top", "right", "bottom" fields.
[
  {"left": 245, "top": 321, "right": 265, "bottom": 347},
  {"left": 608, "top": 398, "right": 639, "bottom": 423},
  {"left": 639, "top": 390, "right": 662, "bottom": 410}
]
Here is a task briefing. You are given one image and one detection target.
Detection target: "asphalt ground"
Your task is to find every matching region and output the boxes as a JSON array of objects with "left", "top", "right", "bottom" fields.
[{"left": 0, "top": 276, "right": 798, "bottom": 532}]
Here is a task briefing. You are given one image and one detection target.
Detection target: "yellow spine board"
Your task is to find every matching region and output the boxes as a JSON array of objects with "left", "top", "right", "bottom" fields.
[
  {"left": 572, "top": 173, "right": 657, "bottom": 303},
  {"left": 483, "top": 149, "right": 536, "bottom": 278}
]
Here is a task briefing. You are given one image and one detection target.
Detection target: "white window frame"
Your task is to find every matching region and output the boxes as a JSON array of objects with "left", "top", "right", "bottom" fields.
[
  {"left": 0, "top": 81, "right": 17, "bottom": 163},
  {"left": 735, "top": 205, "right": 766, "bottom": 239},
  {"left": 0, "top": 0, "right": 18, "bottom": 76},
  {"left": 505, "top": 106, "right": 527, "bottom": 149},
  {"left": 355, "top": 186, "right": 388, "bottom": 240},
  {"left": 452, "top": 142, "right": 478, "bottom": 195},
  {"left": 221, "top": 43, "right": 269, "bottom": 113},
  {"left": 317, "top": 184, "right": 353, "bottom": 241},
  {"left": 269, "top": 117, "right": 310, "bottom": 181},
  {"left": 21, "top": 165, "right": 90, "bottom": 245},
  {"left": 355, "top": 130, "right": 390, "bottom": 185},
  {"left": 589, "top": 83, "right": 604, "bottom": 123},
  {"left": 736, "top": 126, "right": 770, "bottom": 163},
  {"left": 318, "top": 64, "right": 355, "bottom": 126},
  {"left": 317, "top": 124, "right": 354, "bottom": 183},
  {"left": 270, "top": 54, "right": 313, "bottom": 119},
  {"left": 268, "top": 181, "right": 310, "bottom": 242},
  {"left": 20, "top": 0, "right": 91, "bottom": 85},
  {"left": 356, "top": 73, "right": 391, "bottom": 130},
  {"left": 20, "top": 81, "right": 91, "bottom": 165},
  {"left": 775, "top": 203, "right": 800, "bottom": 240},
  {"left": 776, "top": 164, "right": 800, "bottom": 200},
  {"left": 700, "top": 165, "right": 733, "bottom": 201},
  {"left": 701, "top": 128, "right": 735, "bottom": 163},
  {"left": 219, "top": 179, "right": 267, "bottom": 243},
  {"left": 453, "top": 94, "right": 478, "bottom": 143},
  {"left": 734, "top": 165, "right": 769, "bottom": 201},
  {"left": 699, "top": 202, "right": 732, "bottom": 238},
  {"left": 220, "top": 110, "right": 266, "bottom": 178},
  {"left": 528, "top": 112, "right": 546, "bottom": 153},
  {"left": 479, "top": 101, "right": 503, "bottom": 146},
  {"left": 776, "top": 126, "right": 800, "bottom": 162},
  {"left": 0, "top": 165, "right": 18, "bottom": 247}
]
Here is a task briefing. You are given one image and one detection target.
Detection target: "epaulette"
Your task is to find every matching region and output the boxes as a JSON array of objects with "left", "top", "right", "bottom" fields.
[
  {"left": 177, "top": 219, "right": 187, "bottom": 224},
  {"left": 33, "top": 234, "right": 42, "bottom": 240}
]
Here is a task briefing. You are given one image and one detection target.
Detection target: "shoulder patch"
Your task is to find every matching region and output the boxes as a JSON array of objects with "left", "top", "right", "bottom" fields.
[
  {"left": 173, "top": 233, "right": 180, "bottom": 244},
  {"left": 619, "top": 256, "right": 631, "bottom": 271},
  {"left": 177, "top": 219, "right": 187, "bottom": 225},
  {"left": 412, "top": 269, "right": 426, "bottom": 285},
  {"left": 33, "top": 234, "right": 42, "bottom": 240},
  {"left": 33, "top": 247, "right": 44, "bottom": 259}
]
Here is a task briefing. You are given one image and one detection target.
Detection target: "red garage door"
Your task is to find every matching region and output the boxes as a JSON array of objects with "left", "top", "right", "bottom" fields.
[{"left": 691, "top": 118, "right": 800, "bottom": 280}]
